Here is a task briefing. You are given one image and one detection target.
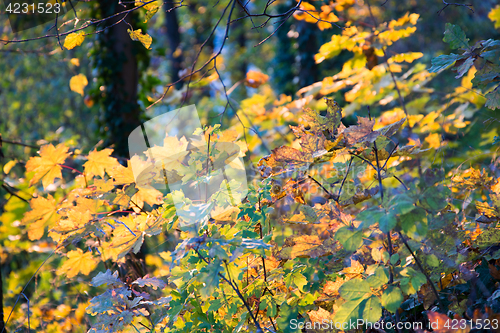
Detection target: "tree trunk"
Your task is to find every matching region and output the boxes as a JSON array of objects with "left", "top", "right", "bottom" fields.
[
  {"left": 297, "top": 21, "right": 319, "bottom": 88},
  {"left": 95, "top": 0, "right": 144, "bottom": 157},
  {"left": 165, "top": 0, "right": 183, "bottom": 88}
]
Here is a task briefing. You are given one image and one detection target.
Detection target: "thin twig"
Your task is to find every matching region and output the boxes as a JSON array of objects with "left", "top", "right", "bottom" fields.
[
  {"left": 437, "top": 0, "right": 474, "bottom": 15},
  {"left": 398, "top": 231, "right": 445, "bottom": 313}
]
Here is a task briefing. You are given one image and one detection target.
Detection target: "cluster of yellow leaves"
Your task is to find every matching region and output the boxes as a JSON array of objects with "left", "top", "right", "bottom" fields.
[
  {"left": 376, "top": 13, "right": 419, "bottom": 46},
  {"left": 294, "top": 1, "right": 340, "bottom": 30}
]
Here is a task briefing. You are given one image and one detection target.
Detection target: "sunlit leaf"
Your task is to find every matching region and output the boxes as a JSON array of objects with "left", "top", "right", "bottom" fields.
[
  {"left": 25, "top": 143, "right": 71, "bottom": 189},
  {"left": 64, "top": 31, "right": 85, "bottom": 50}
]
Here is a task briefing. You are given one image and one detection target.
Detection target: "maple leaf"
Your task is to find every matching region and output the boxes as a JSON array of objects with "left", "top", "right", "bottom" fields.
[
  {"left": 22, "top": 195, "right": 60, "bottom": 240},
  {"left": 57, "top": 248, "right": 98, "bottom": 278},
  {"left": 132, "top": 276, "right": 166, "bottom": 290},
  {"left": 302, "top": 98, "right": 343, "bottom": 138},
  {"left": 83, "top": 148, "right": 119, "bottom": 178},
  {"left": 145, "top": 136, "right": 189, "bottom": 171},
  {"left": 25, "top": 143, "right": 71, "bottom": 189},
  {"left": 343, "top": 116, "right": 379, "bottom": 145}
]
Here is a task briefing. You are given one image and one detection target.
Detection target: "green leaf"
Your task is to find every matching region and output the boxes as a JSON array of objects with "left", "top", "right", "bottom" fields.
[
  {"left": 427, "top": 254, "right": 440, "bottom": 268},
  {"left": 366, "top": 267, "right": 390, "bottom": 288},
  {"left": 277, "top": 302, "right": 303, "bottom": 333},
  {"left": 333, "top": 297, "right": 365, "bottom": 326},
  {"left": 454, "top": 57, "right": 475, "bottom": 78},
  {"left": 339, "top": 278, "right": 371, "bottom": 300},
  {"left": 485, "top": 87, "right": 500, "bottom": 110},
  {"left": 379, "top": 212, "right": 397, "bottom": 233},
  {"left": 428, "top": 54, "right": 461, "bottom": 72},
  {"left": 335, "top": 227, "right": 363, "bottom": 252},
  {"left": 358, "top": 207, "right": 385, "bottom": 228},
  {"left": 381, "top": 286, "right": 404, "bottom": 313},
  {"left": 390, "top": 253, "right": 400, "bottom": 266},
  {"left": 390, "top": 195, "right": 415, "bottom": 215},
  {"left": 197, "top": 259, "right": 222, "bottom": 298},
  {"left": 420, "top": 185, "right": 450, "bottom": 211},
  {"left": 285, "top": 271, "right": 308, "bottom": 292},
  {"left": 443, "top": 23, "right": 470, "bottom": 49},
  {"left": 361, "top": 296, "right": 382, "bottom": 323},
  {"left": 400, "top": 207, "right": 428, "bottom": 238},
  {"left": 411, "top": 272, "right": 427, "bottom": 291}
]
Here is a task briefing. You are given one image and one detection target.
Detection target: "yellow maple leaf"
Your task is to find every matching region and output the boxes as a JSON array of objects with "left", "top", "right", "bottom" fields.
[
  {"left": 83, "top": 148, "right": 119, "bottom": 178},
  {"left": 69, "top": 74, "right": 88, "bottom": 96},
  {"left": 127, "top": 28, "right": 152, "bottom": 49},
  {"left": 489, "top": 5, "right": 500, "bottom": 29},
  {"left": 104, "top": 215, "right": 144, "bottom": 260},
  {"left": 63, "top": 31, "right": 85, "bottom": 50},
  {"left": 25, "top": 143, "right": 71, "bottom": 189},
  {"left": 147, "top": 136, "right": 189, "bottom": 170},
  {"left": 424, "top": 133, "right": 441, "bottom": 149},
  {"left": 22, "top": 195, "right": 59, "bottom": 240},
  {"left": 57, "top": 249, "right": 97, "bottom": 278}
]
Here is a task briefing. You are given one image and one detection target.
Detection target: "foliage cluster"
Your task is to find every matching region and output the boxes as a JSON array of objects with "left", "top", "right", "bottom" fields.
[{"left": 2, "top": 1, "right": 500, "bottom": 333}]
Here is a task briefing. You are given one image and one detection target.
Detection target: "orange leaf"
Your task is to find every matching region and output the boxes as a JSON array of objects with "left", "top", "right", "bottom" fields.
[
  {"left": 57, "top": 249, "right": 97, "bottom": 278},
  {"left": 83, "top": 148, "right": 119, "bottom": 178},
  {"left": 25, "top": 144, "right": 71, "bottom": 189},
  {"left": 245, "top": 70, "right": 269, "bottom": 88}
]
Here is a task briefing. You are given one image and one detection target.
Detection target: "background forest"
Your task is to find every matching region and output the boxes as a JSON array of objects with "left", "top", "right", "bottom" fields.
[{"left": 1, "top": 0, "right": 500, "bottom": 332}]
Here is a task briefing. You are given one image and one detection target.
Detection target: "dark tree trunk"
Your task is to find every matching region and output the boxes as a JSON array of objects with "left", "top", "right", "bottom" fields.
[
  {"left": 273, "top": 1, "right": 297, "bottom": 96},
  {"left": 297, "top": 21, "right": 319, "bottom": 88},
  {"left": 165, "top": 0, "right": 183, "bottom": 88},
  {"left": 94, "top": 0, "right": 145, "bottom": 157}
]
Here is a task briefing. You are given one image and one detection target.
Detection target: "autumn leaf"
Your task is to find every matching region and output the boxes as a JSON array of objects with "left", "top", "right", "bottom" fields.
[
  {"left": 127, "top": 28, "right": 153, "bottom": 49},
  {"left": 308, "top": 307, "right": 332, "bottom": 323},
  {"left": 22, "top": 195, "right": 59, "bottom": 240},
  {"left": 64, "top": 31, "right": 85, "bottom": 50},
  {"left": 245, "top": 70, "right": 269, "bottom": 88},
  {"left": 57, "top": 248, "right": 98, "bottom": 278},
  {"left": 83, "top": 148, "right": 119, "bottom": 178},
  {"left": 146, "top": 136, "right": 190, "bottom": 170},
  {"left": 343, "top": 116, "right": 378, "bottom": 145},
  {"left": 25, "top": 143, "right": 71, "bottom": 189},
  {"left": 489, "top": 5, "right": 500, "bottom": 29},
  {"left": 279, "top": 235, "right": 337, "bottom": 259},
  {"left": 70, "top": 74, "right": 88, "bottom": 96}
]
